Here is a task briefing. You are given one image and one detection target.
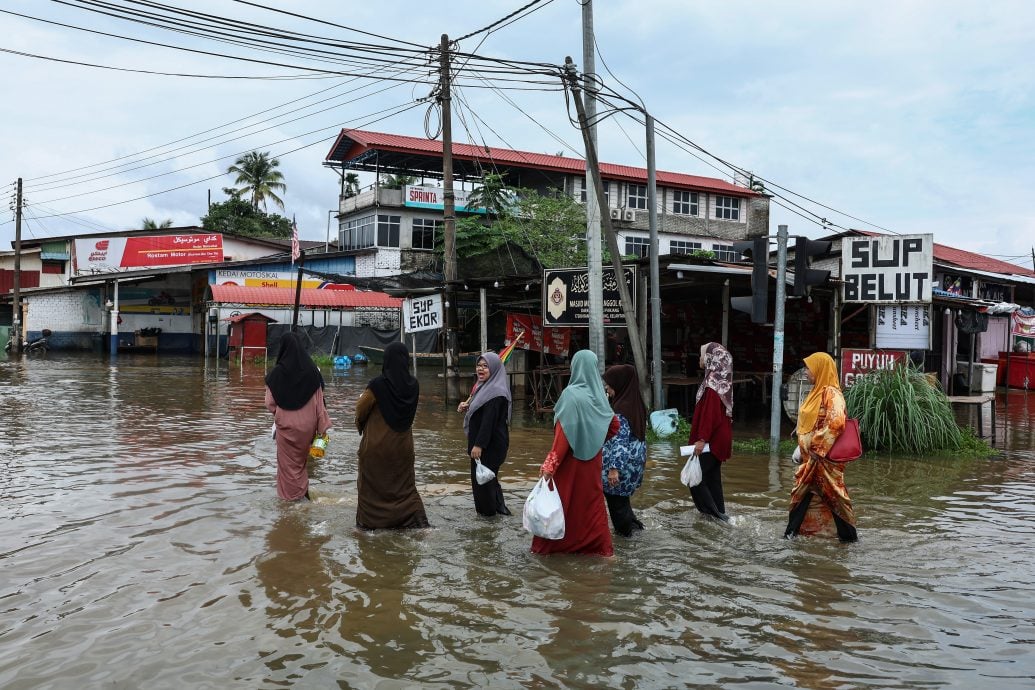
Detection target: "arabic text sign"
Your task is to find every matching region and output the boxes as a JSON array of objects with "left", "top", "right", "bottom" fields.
[
  {"left": 842, "top": 233, "right": 932, "bottom": 303},
  {"left": 403, "top": 294, "right": 443, "bottom": 333},
  {"left": 75, "top": 234, "right": 223, "bottom": 271},
  {"left": 543, "top": 266, "right": 637, "bottom": 327}
]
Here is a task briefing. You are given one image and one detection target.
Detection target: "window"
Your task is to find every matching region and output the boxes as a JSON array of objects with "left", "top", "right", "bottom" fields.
[
  {"left": 625, "top": 236, "right": 650, "bottom": 258},
  {"left": 41, "top": 260, "right": 65, "bottom": 274},
  {"left": 670, "top": 240, "right": 702, "bottom": 255},
  {"left": 672, "top": 190, "right": 698, "bottom": 216},
  {"left": 377, "top": 214, "right": 401, "bottom": 247},
  {"left": 580, "top": 178, "right": 611, "bottom": 205},
  {"left": 343, "top": 214, "right": 375, "bottom": 250},
  {"left": 714, "top": 195, "right": 741, "bottom": 220},
  {"left": 627, "top": 184, "right": 647, "bottom": 210},
  {"left": 411, "top": 218, "right": 440, "bottom": 250},
  {"left": 712, "top": 243, "right": 739, "bottom": 262}
]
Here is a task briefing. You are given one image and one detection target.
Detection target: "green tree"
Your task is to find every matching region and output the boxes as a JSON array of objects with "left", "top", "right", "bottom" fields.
[
  {"left": 437, "top": 187, "right": 591, "bottom": 268},
  {"left": 141, "top": 217, "right": 173, "bottom": 230},
  {"left": 344, "top": 173, "right": 361, "bottom": 197},
  {"left": 465, "top": 172, "right": 510, "bottom": 217},
  {"left": 201, "top": 196, "right": 292, "bottom": 238},
  {"left": 227, "top": 151, "right": 286, "bottom": 211},
  {"left": 379, "top": 173, "right": 417, "bottom": 189}
]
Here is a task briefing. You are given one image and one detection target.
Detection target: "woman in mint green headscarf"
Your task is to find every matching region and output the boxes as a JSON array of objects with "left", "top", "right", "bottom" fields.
[{"left": 532, "top": 349, "right": 619, "bottom": 556}]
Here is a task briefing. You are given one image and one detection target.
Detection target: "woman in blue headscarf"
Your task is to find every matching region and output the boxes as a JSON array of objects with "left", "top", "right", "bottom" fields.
[{"left": 532, "top": 349, "right": 619, "bottom": 556}]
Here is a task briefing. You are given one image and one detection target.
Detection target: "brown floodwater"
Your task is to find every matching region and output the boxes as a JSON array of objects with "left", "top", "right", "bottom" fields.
[{"left": 1, "top": 353, "right": 1033, "bottom": 688}]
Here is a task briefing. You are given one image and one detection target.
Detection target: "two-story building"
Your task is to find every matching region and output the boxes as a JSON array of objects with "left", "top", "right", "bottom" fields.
[{"left": 323, "top": 129, "right": 769, "bottom": 278}]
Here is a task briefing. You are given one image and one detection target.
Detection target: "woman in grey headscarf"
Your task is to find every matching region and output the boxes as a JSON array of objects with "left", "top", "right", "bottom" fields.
[{"left": 461, "top": 352, "right": 512, "bottom": 516}]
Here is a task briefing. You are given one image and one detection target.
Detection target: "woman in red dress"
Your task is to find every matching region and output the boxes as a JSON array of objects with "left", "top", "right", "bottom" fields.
[
  {"left": 687, "top": 342, "right": 734, "bottom": 522},
  {"left": 532, "top": 349, "right": 619, "bottom": 556}
]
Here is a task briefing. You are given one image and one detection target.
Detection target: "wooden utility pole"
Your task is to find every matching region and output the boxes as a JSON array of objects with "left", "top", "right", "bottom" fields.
[
  {"left": 11, "top": 178, "right": 23, "bottom": 354},
  {"left": 563, "top": 58, "right": 651, "bottom": 408},
  {"left": 440, "top": 33, "right": 460, "bottom": 399},
  {"left": 291, "top": 249, "right": 305, "bottom": 332}
]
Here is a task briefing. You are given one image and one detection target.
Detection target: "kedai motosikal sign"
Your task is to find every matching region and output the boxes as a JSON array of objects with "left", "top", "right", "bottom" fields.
[{"left": 841, "top": 233, "right": 933, "bottom": 303}]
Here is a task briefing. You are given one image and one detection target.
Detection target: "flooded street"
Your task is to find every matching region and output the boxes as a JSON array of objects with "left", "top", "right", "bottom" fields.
[{"left": 1, "top": 353, "right": 1033, "bottom": 688}]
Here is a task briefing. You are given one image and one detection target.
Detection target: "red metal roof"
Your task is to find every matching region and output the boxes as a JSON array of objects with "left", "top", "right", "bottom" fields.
[
  {"left": 854, "top": 230, "right": 1035, "bottom": 277},
  {"left": 226, "top": 311, "right": 277, "bottom": 324},
  {"left": 325, "top": 129, "right": 758, "bottom": 197},
  {"left": 210, "top": 285, "right": 402, "bottom": 308}
]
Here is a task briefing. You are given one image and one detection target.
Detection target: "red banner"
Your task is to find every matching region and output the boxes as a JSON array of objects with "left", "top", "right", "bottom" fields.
[
  {"left": 840, "top": 348, "right": 908, "bottom": 387},
  {"left": 506, "top": 313, "right": 570, "bottom": 357},
  {"left": 122, "top": 234, "right": 223, "bottom": 267}
]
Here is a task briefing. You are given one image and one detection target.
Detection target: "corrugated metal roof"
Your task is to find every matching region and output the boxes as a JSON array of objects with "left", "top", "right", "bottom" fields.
[
  {"left": 853, "top": 229, "right": 1035, "bottom": 278},
  {"left": 210, "top": 285, "right": 401, "bottom": 308},
  {"left": 325, "top": 129, "right": 759, "bottom": 197}
]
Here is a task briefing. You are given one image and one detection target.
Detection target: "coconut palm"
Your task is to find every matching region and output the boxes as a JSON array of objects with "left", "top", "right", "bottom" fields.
[
  {"left": 379, "top": 173, "right": 417, "bottom": 190},
  {"left": 344, "top": 173, "right": 361, "bottom": 197},
  {"left": 466, "top": 172, "right": 511, "bottom": 217},
  {"left": 141, "top": 217, "right": 173, "bottom": 230},
  {"left": 227, "top": 151, "right": 286, "bottom": 211}
]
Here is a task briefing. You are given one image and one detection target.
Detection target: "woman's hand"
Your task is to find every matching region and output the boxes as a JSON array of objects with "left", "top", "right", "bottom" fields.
[
  {"left": 470, "top": 445, "right": 482, "bottom": 461},
  {"left": 607, "top": 468, "right": 619, "bottom": 488},
  {"left": 540, "top": 469, "right": 553, "bottom": 482},
  {"left": 457, "top": 400, "right": 470, "bottom": 413},
  {"left": 694, "top": 440, "right": 706, "bottom": 456}
]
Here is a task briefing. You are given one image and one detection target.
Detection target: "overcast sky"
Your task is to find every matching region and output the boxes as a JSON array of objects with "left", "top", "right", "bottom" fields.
[{"left": 1, "top": 0, "right": 1033, "bottom": 270}]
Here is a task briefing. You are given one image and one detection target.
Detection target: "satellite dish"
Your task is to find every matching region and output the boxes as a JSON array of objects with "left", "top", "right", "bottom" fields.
[{"left": 783, "top": 367, "right": 814, "bottom": 422}]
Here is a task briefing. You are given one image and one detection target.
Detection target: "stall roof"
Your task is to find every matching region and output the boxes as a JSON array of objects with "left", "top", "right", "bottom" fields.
[{"left": 209, "top": 285, "right": 401, "bottom": 308}]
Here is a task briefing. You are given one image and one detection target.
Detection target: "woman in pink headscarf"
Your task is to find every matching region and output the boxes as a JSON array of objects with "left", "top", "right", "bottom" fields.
[{"left": 687, "top": 342, "right": 734, "bottom": 522}]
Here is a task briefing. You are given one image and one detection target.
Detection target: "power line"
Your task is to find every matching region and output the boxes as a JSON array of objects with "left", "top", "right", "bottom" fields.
[
  {"left": 455, "top": 0, "right": 552, "bottom": 43},
  {"left": 25, "top": 100, "right": 423, "bottom": 220}
]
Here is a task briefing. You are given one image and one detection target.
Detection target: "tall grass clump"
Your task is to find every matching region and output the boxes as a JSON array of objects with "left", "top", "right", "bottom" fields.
[{"left": 843, "top": 363, "right": 963, "bottom": 454}]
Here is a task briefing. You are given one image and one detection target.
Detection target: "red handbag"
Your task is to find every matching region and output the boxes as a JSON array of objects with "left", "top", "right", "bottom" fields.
[{"left": 828, "top": 417, "right": 862, "bottom": 463}]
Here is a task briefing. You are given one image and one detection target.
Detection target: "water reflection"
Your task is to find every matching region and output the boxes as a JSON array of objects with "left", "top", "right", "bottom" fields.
[{"left": 0, "top": 354, "right": 1033, "bottom": 687}]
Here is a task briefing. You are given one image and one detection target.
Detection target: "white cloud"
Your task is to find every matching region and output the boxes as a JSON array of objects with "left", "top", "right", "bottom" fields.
[{"left": 1, "top": 0, "right": 1033, "bottom": 268}]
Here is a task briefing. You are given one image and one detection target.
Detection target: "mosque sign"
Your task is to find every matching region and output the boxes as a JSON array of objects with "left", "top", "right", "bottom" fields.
[
  {"left": 842, "top": 233, "right": 933, "bottom": 303},
  {"left": 543, "top": 266, "right": 637, "bottom": 327}
]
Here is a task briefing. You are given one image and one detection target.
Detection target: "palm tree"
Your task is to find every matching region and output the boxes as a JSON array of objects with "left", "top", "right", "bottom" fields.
[
  {"left": 466, "top": 172, "right": 511, "bottom": 217},
  {"left": 379, "top": 173, "right": 417, "bottom": 190},
  {"left": 227, "top": 151, "right": 286, "bottom": 211},
  {"left": 344, "top": 173, "right": 361, "bottom": 197},
  {"left": 141, "top": 217, "right": 173, "bottom": 230}
]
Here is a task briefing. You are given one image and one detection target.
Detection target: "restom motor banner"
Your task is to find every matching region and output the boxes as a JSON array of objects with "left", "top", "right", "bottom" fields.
[{"left": 74, "top": 234, "right": 224, "bottom": 272}]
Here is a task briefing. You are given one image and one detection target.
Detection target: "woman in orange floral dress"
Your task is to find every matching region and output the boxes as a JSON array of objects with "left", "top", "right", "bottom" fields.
[{"left": 784, "top": 352, "right": 858, "bottom": 542}]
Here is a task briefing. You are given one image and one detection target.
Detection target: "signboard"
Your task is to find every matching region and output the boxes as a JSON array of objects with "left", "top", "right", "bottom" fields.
[
  {"left": 74, "top": 234, "right": 223, "bottom": 272},
  {"left": 875, "top": 304, "right": 931, "bottom": 349},
  {"left": 841, "top": 348, "right": 908, "bottom": 387},
  {"left": 543, "top": 266, "right": 637, "bottom": 327},
  {"left": 842, "top": 233, "right": 933, "bottom": 303},
  {"left": 505, "top": 312, "right": 571, "bottom": 356},
  {"left": 215, "top": 269, "right": 334, "bottom": 290},
  {"left": 402, "top": 294, "right": 443, "bottom": 333},
  {"left": 403, "top": 185, "right": 486, "bottom": 214}
]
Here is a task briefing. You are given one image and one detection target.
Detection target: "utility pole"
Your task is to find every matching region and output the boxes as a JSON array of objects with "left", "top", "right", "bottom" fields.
[
  {"left": 440, "top": 33, "right": 460, "bottom": 400},
  {"left": 564, "top": 58, "right": 651, "bottom": 407},
  {"left": 770, "top": 224, "right": 789, "bottom": 453},
  {"left": 11, "top": 178, "right": 23, "bottom": 355},
  {"left": 581, "top": 1, "right": 605, "bottom": 370},
  {"left": 646, "top": 115, "right": 662, "bottom": 410}
]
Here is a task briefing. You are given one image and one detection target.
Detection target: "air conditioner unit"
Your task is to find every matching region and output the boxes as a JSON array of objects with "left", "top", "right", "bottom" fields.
[
  {"left": 623, "top": 209, "right": 636, "bottom": 222},
  {"left": 609, "top": 208, "right": 622, "bottom": 220}
]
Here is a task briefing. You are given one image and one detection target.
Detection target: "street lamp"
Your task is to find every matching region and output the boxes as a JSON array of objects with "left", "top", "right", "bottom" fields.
[{"left": 325, "top": 209, "right": 338, "bottom": 253}]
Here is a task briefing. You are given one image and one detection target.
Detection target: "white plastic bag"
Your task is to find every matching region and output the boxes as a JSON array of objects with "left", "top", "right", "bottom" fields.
[
  {"left": 792, "top": 446, "right": 802, "bottom": 464},
  {"left": 522, "top": 477, "right": 565, "bottom": 540},
  {"left": 474, "top": 458, "right": 496, "bottom": 485},
  {"left": 680, "top": 454, "right": 703, "bottom": 488}
]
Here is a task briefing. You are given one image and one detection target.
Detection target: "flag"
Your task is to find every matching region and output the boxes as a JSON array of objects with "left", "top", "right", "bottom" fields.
[
  {"left": 290, "top": 216, "right": 300, "bottom": 264},
  {"left": 499, "top": 330, "right": 524, "bottom": 365}
]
